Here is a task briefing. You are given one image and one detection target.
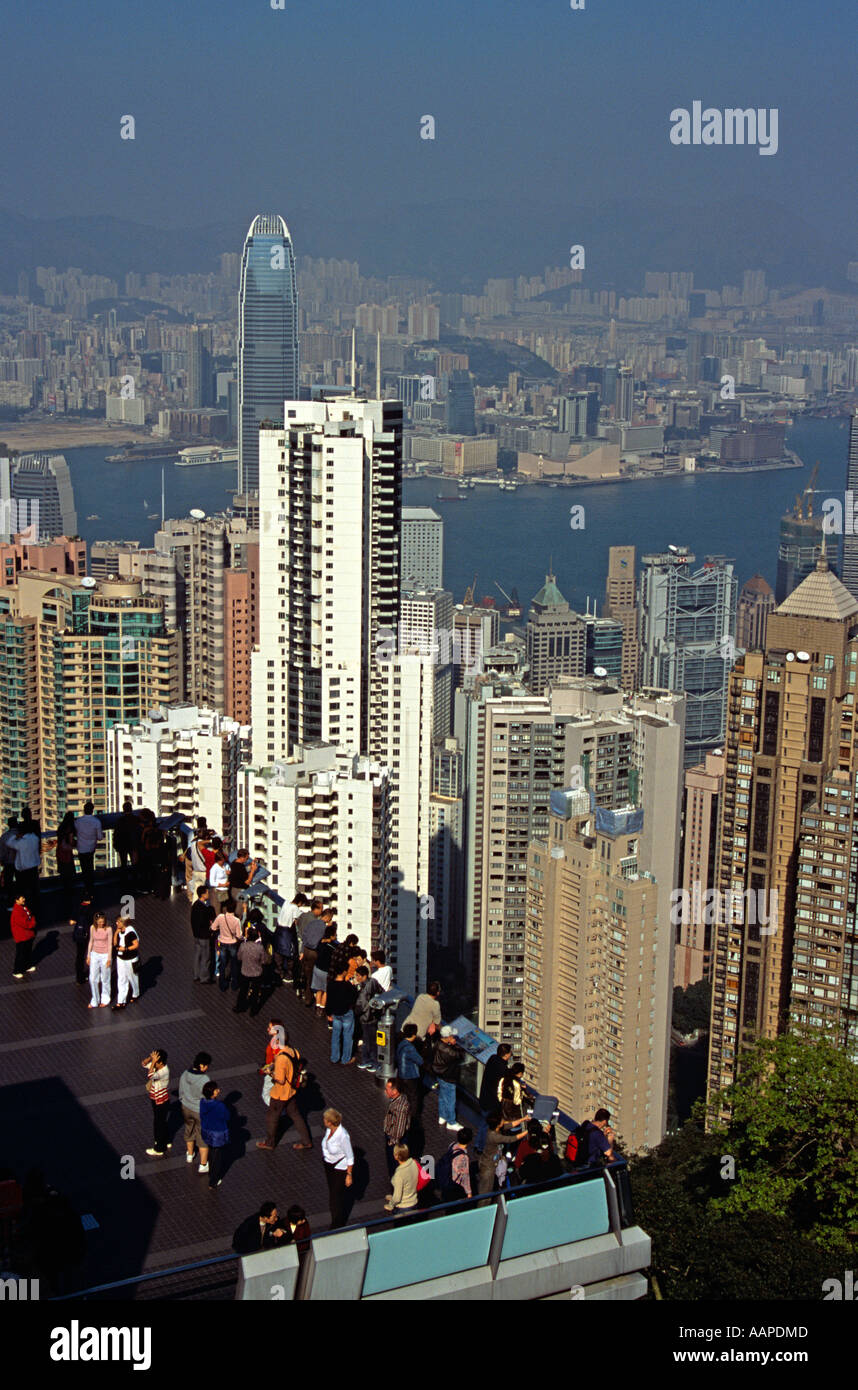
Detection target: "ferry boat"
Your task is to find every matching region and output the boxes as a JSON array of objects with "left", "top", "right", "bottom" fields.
[{"left": 175, "top": 445, "right": 239, "bottom": 467}]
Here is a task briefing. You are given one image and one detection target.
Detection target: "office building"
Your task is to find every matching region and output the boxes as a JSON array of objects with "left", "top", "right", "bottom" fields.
[
  {"left": 585, "top": 615, "right": 624, "bottom": 682},
  {"left": 639, "top": 548, "right": 737, "bottom": 767},
  {"left": 842, "top": 409, "right": 858, "bottom": 602},
  {"left": 446, "top": 370, "right": 476, "bottom": 436},
  {"left": 237, "top": 214, "right": 299, "bottom": 494},
  {"left": 11, "top": 454, "right": 77, "bottom": 539},
  {"left": 525, "top": 570, "right": 586, "bottom": 694},
  {"left": 187, "top": 325, "right": 214, "bottom": 409},
  {"left": 675, "top": 750, "right": 725, "bottom": 989},
  {"left": 603, "top": 544, "right": 638, "bottom": 692},
  {"left": 614, "top": 366, "right": 634, "bottom": 422},
  {"left": 776, "top": 508, "right": 828, "bottom": 604},
  {"left": 557, "top": 389, "right": 599, "bottom": 438},
  {"left": 707, "top": 558, "right": 858, "bottom": 1111},
  {"left": 401, "top": 506, "right": 443, "bottom": 589},
  {"left": 736, "top": 574, "right": 775, "bottom": 650}
]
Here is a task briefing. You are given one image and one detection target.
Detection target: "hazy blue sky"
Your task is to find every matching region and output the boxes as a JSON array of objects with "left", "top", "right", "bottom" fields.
[{"left": 2, "top": 0, "right": 855, "bottom": 249}]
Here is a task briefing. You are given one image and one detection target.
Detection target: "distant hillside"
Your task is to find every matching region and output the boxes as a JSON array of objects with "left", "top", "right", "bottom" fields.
[{"left": 439, "top": 333, "right": 558, "bottom": 385}]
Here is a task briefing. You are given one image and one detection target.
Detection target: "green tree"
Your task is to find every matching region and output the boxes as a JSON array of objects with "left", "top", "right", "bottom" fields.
[{"left": 707, "top": 1031, "right": 858, "bottom": 1248}]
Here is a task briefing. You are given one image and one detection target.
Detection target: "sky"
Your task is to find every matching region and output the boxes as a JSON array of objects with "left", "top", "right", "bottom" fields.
[{"left": 1, "top": 0, "right": 856, "bottom": 257}]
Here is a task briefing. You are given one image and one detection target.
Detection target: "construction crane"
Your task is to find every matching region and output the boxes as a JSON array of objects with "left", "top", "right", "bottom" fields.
[
  {"left": 793, "top": 462, "right": 820, "bottom": 520},
  {"left": 494, "top": 580, "right": 515, "bottom": 605},
  {"left": 463, "top": 574, "right": 478, "bottom": 606}
]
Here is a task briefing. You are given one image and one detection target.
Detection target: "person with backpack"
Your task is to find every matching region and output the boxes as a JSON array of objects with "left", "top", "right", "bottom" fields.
[
  {"left": 520, "top": 1133, "right": 563, "bottom": 1185},
  {"left": 256, "top": 1030, "right": 312, "bottom": 1152},
  {"left": 112, "top": 914, "right": 140, "bottom": 1009},
  {"left": 565, "top": 1108, "right": 616, "bottom": 1169},
  {"left": 436, "top": 1126, "right": 473, "bottom": 1201}
]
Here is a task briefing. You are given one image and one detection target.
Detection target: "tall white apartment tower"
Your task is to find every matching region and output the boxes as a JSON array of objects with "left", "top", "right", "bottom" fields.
[{"left": 252, "top": 395, "right": 402, "bottom": 766}]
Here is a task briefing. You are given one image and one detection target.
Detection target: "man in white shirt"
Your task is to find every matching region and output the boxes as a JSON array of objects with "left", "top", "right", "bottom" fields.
[
  {"left": 75, "top": 802, "right": 103, "bottom": 896},
  {"left": 371, "top": 950, "right": 392, "bottom": 992}
]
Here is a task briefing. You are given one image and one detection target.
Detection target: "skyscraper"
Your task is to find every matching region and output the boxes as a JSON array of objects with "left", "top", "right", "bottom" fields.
[
  {"left": 525, "top": 570, "right": 586, "bottom": 693},
  {"left": 237, "top": 215, "right": 299, "bottom": 494},
  {"left": 604, "top": 544, "right": 638, "bottom": 692},
  {"left": 736, "top": 574, "right": 774, "bottom": 650},
  {"left": 10, "top": 454, "right": 77, "bottom": 539},
  {"left": 638, "top": 548, "right": 737, "bottom": 767},
  {"left": 401, "top": 506, "right": 443, "bottom": 589},
  {"left": 446, "top": 370, "right": 476, "bottom": 436},
  {"left": 842, "top": 409, "right": 858, "bottom": 602}
]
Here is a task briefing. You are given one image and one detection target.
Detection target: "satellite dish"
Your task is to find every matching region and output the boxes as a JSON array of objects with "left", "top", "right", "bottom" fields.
[
  {"left": 713, "top": 747, "right": 723, "bottom": 756},
  {"left": 189, "top": 508, "right": 206, "bottom": 520},
  {"left": 786, "top": 651, "right": 796, "bottom": 661},
  {"left": 667, "top": 544, "right": 679, "bottom": 553},
  {"left": 796, "top": 650, "right": 810, "bottom": 661},
  {"left": 593, "top": 665, "right": 608, "bottom": 678},
  {"left": 81, "top": 576, "right": 97, "bottom": 589}
]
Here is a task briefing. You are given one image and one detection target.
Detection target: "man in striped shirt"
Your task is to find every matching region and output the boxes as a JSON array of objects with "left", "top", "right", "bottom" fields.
[
  {"left": 143, "top": 1048, "right": 171, "bottom": 1156},
  {"left": 383, "top": 1078, "right": 412, "bottom": 1177}
]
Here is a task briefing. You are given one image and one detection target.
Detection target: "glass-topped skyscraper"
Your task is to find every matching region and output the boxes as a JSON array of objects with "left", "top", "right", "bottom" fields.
[{"left": 237, "top": 214, "right": 299, "bottom": 494}]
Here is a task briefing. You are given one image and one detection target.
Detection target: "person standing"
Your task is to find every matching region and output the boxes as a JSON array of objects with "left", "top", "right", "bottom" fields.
[
  {"left": 355, "top": 965, "right": 382, "bottom": 1072},
  {"left": 327, "top": 964, "right": 357, "bottom": 1064},
  {"left": 395, "top": 1023, "right": 426, "bottom": 1119},
  {"left": 10, "top": 893, "right": 36, "bottom": 978},
  {"left": 0, "top": 815, "right": 18, "bottom": 904},
  {"left": 178, "top": 1051, "right": 212, "bottom": 1170},
  {"left": 213, "top": 897, "right": 243, "bottom": 994},
  {"left": 186, "top": 824, "right": 212, "bottom": 903},
  {"left": 403, "top": 980, "right": 442, "bottom": 1041},
  {"left": 296, "top": 898, "right": 325, "bottom": 1004},
  {"left": 86, "top": 911, "right": 112, "bottom": 1009},
  {"left": 69, "top": 896, "right": 93, "bottom": 986},
  {"left": 321, "top": 1109, "right": 354, "bottom": 1229},
  {"left": 75, "top": 802, "right": 103, "bottom": 896},
  {"left": 208, "top": 850, "right": 230, "bottom": 915},
  {"left": 383, "top": 1077, "right": 412, "bottom": 1176},
  {"left": 256, "top": 1031, "right": 312, "bottom": 1152},
  {"left": 429, "top": 1025, "right": 464, "bottom": 1131},
  {"left": 310, "top": 921, "right": 336, "bottom": 1014},
  {"left": 235, "top": 926, "right": 266, "bottom": 1015},
  {"left": 273, "top": 891, "right": 306, "bottom": 983},
  {"left": 54, "top": 813, "right": 77, "bottom": 918},
  {"left": 383, "top": 1144, "right": 420, "bottom": 1217},
  {"left": 189, "top": 885, "right": 216, "bottom": 982},
  {"left": 13, "top": 821, "right": 41, "bottom": 912},
  {"left": 113, "top": 801, "right": 141, "bottom": 887},
  {"left": 199, "top": 1081, "right": 229, "bottom": 1188},
  {"left": 476, "top": 1042, "right": 512, "bottom": 1152},
  {"left": 112, "top": 915, "right": 140, "bottom": 1009},
  {"left": 370, "top": 950, "right": 392, "bottom": 992},
  {"left": 228, "top": 849, "right": 257, "bottom": 918},
  {"left": 143, "top": 1048, "right": 171, "bottom": 1156}
]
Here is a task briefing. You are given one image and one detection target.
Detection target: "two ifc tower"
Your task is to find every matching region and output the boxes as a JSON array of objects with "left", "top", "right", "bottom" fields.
[{"left": 237, "top": 214, "right": 299, "bottom": 495}]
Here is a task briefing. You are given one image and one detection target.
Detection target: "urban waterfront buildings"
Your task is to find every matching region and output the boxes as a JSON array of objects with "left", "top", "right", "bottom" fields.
[{"left": 237, "top": 215, "right": 299, "bottom": 494}]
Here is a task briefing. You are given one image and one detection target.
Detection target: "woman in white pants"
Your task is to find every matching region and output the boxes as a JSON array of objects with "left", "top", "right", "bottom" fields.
[
  {"left": 87, "top": 912, "right": 112, "bottom": 1009},
  {"left": 112, "top": 915, "right": 140, "bottom": 1010}
]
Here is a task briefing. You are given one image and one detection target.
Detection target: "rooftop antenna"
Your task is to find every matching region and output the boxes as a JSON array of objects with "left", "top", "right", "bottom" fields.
[
  {"left": 376, "top": 329, "right": 381, "bottom": 398},
  {"left": 351, "top": 328, "right": 356, "bottom": 391}
]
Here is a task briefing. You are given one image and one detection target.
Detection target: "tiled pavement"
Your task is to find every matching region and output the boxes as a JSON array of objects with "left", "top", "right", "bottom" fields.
[{"left": 0, "top": 880, "right": 474, "bottom": 1292}]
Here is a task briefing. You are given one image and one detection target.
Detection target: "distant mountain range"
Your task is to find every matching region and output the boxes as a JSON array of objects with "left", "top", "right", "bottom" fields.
[{"left": 1, "top": 196, "right": 854, "bottom": 296}]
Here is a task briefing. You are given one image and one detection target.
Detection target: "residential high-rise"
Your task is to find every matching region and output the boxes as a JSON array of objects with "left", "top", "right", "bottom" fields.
[
  {"left": 0, "top": 573, "right": 179, "bottom": 826},
  {"left": 841, "top": 408, "right": 858, "bottom": 601},
  {"left": 603, "top": 544, "right": 638, "bottom": 692},
  {"left": 401, "top": 506, "right": 443, "bottom": 589},
  {"left": 108, "top": 706, "right": 248, "bottom": 847},
  {"left": 251, "top": 394, "right": 402, "bottom": 766},
  {"left": 525, "top": 795, "right": 662, "bottom": 1152},
  {"left": 639, "top": 548, "right": 737, "bottom": 767},
  {"left": 675, "top": 750, "right": 725, "bottom": 989},
  {"left": 237, "top": 214, "right": 299, "bottom": 494},
  {"left": 736, "top": 574, "right": 774, "bottom": 650},
  {"left": 707, "top": 559, "right": 858, "bottom": 1110},
  {"left": 399, "top": 587, "right": 454, "bottom": 739},
  {"left": 525, "top": 570, "right": 585, "bottom": 693},
  {"left": 428, "top": 737, "right": 464, "bottom": 958},
  {"left": 11, "top": 454, "right": 77, "bottom": 539}
]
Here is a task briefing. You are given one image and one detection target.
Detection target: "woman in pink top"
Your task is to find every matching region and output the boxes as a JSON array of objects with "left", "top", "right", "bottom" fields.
[
  {"left": 87, "top": 911, "right": 112, "bottom": 1008},
  {"left": 213, "top": 896, "right": 243, "bottom": 995}
]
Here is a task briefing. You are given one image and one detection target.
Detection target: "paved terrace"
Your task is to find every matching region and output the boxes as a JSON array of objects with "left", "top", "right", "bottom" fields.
[{"left": 0, "top": 881, "right": 472, "bottom": 1293}]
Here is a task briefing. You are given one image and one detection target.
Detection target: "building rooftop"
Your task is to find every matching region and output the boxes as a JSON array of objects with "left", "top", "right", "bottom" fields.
[{"left": 775, "top": 558, "right": 858, "bottom": 622}]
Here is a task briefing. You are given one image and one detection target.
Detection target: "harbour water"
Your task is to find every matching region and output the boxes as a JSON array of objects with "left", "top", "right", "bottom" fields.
[{"left": 63, "top": 416, "right": 846, "bottom": 608}]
